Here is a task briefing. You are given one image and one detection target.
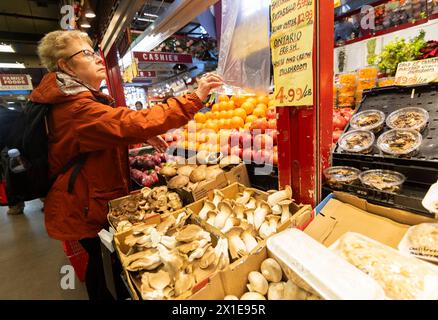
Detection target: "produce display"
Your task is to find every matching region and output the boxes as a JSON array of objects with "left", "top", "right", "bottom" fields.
[
  {"left": 332, "top": 108, "right": 353, "bottom": 143},
  {"left": 129, "top": 150, "right": 168, "bottom": 188},
  {"left": 196, "top": 186, "right": 294, "bottom": 259},
  {"left": 118, "top": 212, "right": 230, "bottom": 300},
  {"left": 332, "top": 232, "right": 438, "bottom": 300},
  {"left": 377, "top": 129, "right": 422, "bottom": 157},
  {"left": 338, "top": 130, "right": 375, "bottom": 154},
  {"left": 173, "top": 95, "right": 278, "bottom": 165},
  {"left": 224, "top": 258, "right": 319, "bottom": 300},
  {"left": 350, "top": 110, "right": 385, "bottom": 133},
  {"left": 386, "top": 107, "right": 429, "bottom": 132},
  {"left": 359, "top": 169, "right": 406, "bottom": 193},
  {"left": 323, "top": 166, "right": 361, "bottom": 189},
  {"left": 109, "top": 187, "right": 184, "bottom": 232}
]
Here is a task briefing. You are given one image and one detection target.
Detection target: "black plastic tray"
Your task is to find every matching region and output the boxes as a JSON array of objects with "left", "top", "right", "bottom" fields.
[{"left": 331, "top": 83, "right": 438, "bottom": 216}]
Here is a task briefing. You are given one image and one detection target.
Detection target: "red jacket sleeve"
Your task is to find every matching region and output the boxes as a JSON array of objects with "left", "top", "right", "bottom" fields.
[{"left": 73, "top": 93, "right": 202, "bottom": 153}]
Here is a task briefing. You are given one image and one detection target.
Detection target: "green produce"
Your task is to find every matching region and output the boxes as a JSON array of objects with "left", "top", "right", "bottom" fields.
[{"left": 373, "top": 30, "right": 426, "bottom": 76}]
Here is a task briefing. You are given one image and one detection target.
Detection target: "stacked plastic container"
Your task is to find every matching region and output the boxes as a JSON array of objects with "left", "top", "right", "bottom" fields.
[
  {"left": 356, "top": 67, "right": 378, "bottom": 106},
  {"left": 338, "top": 72, "right": 357, "bottom": 109}
]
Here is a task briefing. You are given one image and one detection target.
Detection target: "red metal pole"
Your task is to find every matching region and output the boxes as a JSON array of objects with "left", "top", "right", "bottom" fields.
[
  {"left": 103, "top": 44, "right": 127, "bottom": 107},
  {"left": 277, "top": 0, "right": 333, "bottom": 206}
]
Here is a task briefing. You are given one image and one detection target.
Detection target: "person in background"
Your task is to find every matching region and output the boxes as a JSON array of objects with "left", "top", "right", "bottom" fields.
[
  {"left": 134, "top": 101, "right": 143, "bottom": 111},
  {"left": 335, "top": 17, "right": 355, "bottom": 42},
  {"left": 33, "top": 30, "right": 222, "bottom": 300}
]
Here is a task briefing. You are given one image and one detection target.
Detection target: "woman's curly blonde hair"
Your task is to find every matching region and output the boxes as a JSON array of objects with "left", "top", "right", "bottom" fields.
[{"left": 37, "top": 30, "right": 93, "bottom": 71}]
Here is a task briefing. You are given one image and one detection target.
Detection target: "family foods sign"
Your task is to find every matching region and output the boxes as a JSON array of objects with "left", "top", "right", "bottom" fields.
[
  {"left": 133, "top": 52, "right": 193, "bottom": 64},
  {"left": 0, "top": 74, "right": 33, "bottom": 91},
  {"left": 271, "top": 0, "right": 314, "bottom": 107},
  {"left": 395, "top": 58, "right": 438, "bottom": 86}
]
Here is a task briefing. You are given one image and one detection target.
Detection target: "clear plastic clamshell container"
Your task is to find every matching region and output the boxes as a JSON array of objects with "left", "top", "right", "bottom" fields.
[
  {"left": 266, "top": 229, "right": 386, "bottom": 300},
  {"left": 330, "top": 232, "right": 438, "bottom": 300},
  {"left": 323, "top": 166, "right": 361, "bottom": 189},
  {"left": 398, "top": 223, "right": 438, "bottom": 264},
  {"left": 386, "top": 107, "right": 429, "bottom": 132},
  {"left": 377, "top": 129, "right": 422, "bottom": 157},
  {"left": 359, "top": 169, "right": 406, "bottom": 193},
  {"left": 350, "top": 110, "right": 385, "bottom": 133},
  {"left": 338, "top": 130, "right": 375, "bottom": 154}
]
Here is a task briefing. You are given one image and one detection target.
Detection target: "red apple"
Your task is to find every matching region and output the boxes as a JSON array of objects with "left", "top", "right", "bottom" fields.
[
  {"left": 230, "top": 146, "right": 243, "bottom": 158},
  {"left": 268, "top": 119, "right": 277, "bottom": 130},
  {"left": 333, "top": 114, "right": 347, "bottom": 131},
  {"left": 266, "top": 130, "right": 278, "bottom": 145},
  {"left": 251, "top": 118, "right": 269, "bottom": 134},
  {"left": 333, "top": 129, "right": 343, "bottom": 143},
  {"left": 220, "top": 144, "right": 230, "bottom": 156},
  {"left": 266, "top": 108, "right": 276, "bottom": 120},
  {"left": 253, "top": 134, "right": 274, "bottom": 151},
  {"left": 242, "top": 148, "right": 253, "bottom": 163},
  {"left": 240, "top": 130, "right": 252, "bottom": 148},
  {"left": 253, "top": 149, "right": 268, "bottom": 164},
  {"left": 228, "top": 130, "right": 241, "bottom": 148}
]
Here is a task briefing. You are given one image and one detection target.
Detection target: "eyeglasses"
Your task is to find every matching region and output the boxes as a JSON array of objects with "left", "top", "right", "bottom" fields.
[{"left": 66, "top": 49, "right": 101, "bottom": 61}]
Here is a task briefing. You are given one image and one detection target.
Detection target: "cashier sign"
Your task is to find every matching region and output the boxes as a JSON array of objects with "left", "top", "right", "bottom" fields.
[{"left": 395, "top": 58, "right": 438, "bottom": 86}]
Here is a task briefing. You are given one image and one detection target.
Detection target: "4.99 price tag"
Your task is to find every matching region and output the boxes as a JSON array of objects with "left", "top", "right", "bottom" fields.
[{"left": 274, "top": 85, "right": 312, "bottom": 104}]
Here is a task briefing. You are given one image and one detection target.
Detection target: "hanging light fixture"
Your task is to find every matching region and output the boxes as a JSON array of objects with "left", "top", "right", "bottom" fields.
[
  {"left": 84, "top": 0, "right": 96, "bottom": 18},
  {"left": 79, "top": 16, "right": 91, "bottom": 28}
]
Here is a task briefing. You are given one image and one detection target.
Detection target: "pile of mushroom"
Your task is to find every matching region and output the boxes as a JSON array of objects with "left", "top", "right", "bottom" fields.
[
  {"left": 160, "top": 155, "right": 241, "bottom": 193},
  {"left": 119, "top": 211, "right": 230, "bottom": 300},
  {"left": 197, "top": 186, "right": 293, "bottom": 259},
  {"left": 109, "top": 186, "right": 184, "bottom": 232},
  {"left": 223, "top": 258, "right": 321, "bottom": 300}
]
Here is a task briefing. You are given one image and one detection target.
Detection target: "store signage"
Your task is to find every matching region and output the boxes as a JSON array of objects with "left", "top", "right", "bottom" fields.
[
  {"left": 138, "top": 71, "right": 157, "bottom": 78},
  {"left": 394, "top": 58, "right": 438, "bottom": 86},
  {"left": 270, "top": 0, "right": 314, "bottom": 107},
  {"left": 0, "top": 74, "right": 32, "bottom": 91},
  {"left": 133, "top": 52, "right": 193, "bottom": 64}
]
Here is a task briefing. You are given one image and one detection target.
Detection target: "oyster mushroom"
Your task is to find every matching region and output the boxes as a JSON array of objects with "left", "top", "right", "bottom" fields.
[
  {"left": 168, "top": 175, "right": 189, "bottom": 189},
  {"left": 234, "top": 203, "right": 246, "bottom": 220},
  {"left": 213, "top": 238, "right": 230, "bottom": 270},
  {"left": 147, "top": 270, "right": 171, "bottom": 291},
  {"left": 224, "top": 295, "right": 239, "bottom": 300},
  {"left": 156, "top": 215, "right": 176, "bottom": 235},
  {"left": 116, "top": 220, "right": 133, "bottom": 233},
  {"left": 198, "top": 200, "right": 215, "bottom": 220},
  {"left": 188, "top": 243, "right": 211, "bottom": 262},
  {"left": 247, "top": 271, "right": 269, "bottom": 295},
  {"left": 177, "top": 241, "right": 200, "bottom": 254},
  {"left": 214, "top": 202, "right": 233, "bottom": 229},
  {"left": 212, "top": 189, "right": 225, "bottom": 208},
  {"left": 244, "top": 209, "right": 255, "bottom": 227},
  {"left": 247, "top": 197, "right": 257, "bottom": 209},
  {"left": 160, "top": 166, "right": 177, "bottom": 178},
  {"left": 268, "top": 282, "right": 285, "bottom": 300},
  {"left": 267, "top": 186, "right": 292, "bottom": 207},
  {"left": 261, "top": 258, "right": 283, "bottom": 283},
  {"left": 160, "top": 236, "right": 177, "bottom": 250},
  {"left": 236, "top": 189, "right": 255, "bottom": 205},
  {"left": 163, "top": 286, "right": 175, "bottom": 299},
  {"left": 200, "top": 247, "right": 217, "bottom": 269},
  {"left": 190, "top": 165, "right": 207, "bottom": 183},
  {"left": 174, "top": 211, "right": 191, "bottom": 230},
  {"left": 174, "top": 272, "right": 195, "bottom": 297},
  {"left": 157, "top": 244, "right": 185, "bottom": 280},
  {"left": 240, "top": 292, "right": 266, "bottom": 300},
  {"left": 259, "top": 221, "right": 275, "bottom": 239},
  {"left": 141, "top": 278, "right": 164, "bottom": 300},
  {"left": 127, "top": 253, "right": 162, "bottom": 272},
  {"left": 267, "top": 215, "right": 280, "bottom": 233},
  {"left": 206, "top": 211, "right": 217, "bottom": 226},
  {"left": 167, "top": 192, "right": 183, "bottom": 210},
  {"left": 141, "top": 187, "right": 152, "bottom": 200},
  {"left": 279, "top": 200, "right": 292, "bottom": 224},
  {"left": 254, "top": 200, "right": 271, "bottom": 231},
  {"left": 240, "top": 224, "right": 259, "bottom": 253},
  {"left": 221, "top": 216, "right": 240, "bottom": 234},
  {"left": 227, "top": 227, "right": 247, "bottom": 259},
  {"left": 271, "top": 204, "right": 282, "bottom": 216},
  {"left": 176, "top": 224, "right": 211, "bottom": 243},
  {"left": 177, "top": 165, "right": 194, "bottom": 177}
]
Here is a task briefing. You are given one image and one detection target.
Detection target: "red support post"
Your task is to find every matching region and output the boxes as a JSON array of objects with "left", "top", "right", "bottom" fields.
[
  {"left": 277, "top": 0, "right": 334, "bottom": 206},
  {"left": 103, "top": 44, "right": 127, "bottom": 107}
]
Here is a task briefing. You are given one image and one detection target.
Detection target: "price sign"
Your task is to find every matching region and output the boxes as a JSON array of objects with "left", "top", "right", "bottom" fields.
[
  {"left": 271, "top": 0, "right": 314, "bottom": 107},
  {"left": 395, "top": 58, "right": 438, "bottom": 86}
]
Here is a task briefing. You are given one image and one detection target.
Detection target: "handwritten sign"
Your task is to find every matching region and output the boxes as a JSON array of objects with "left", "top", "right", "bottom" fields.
[
  {"left": 271, "top": 0, "right": 314, "bottom": 107},
  {"left": 0, "top": 74, "right": 32, "bottom": 91},
  {"left": 395, "top": 58, "right": 438, "bottom": 86}
]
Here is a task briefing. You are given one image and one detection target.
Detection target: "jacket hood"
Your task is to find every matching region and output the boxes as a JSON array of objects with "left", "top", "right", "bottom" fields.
[{"left": 30, "top": 72, "right": 114, "bottom": 105}]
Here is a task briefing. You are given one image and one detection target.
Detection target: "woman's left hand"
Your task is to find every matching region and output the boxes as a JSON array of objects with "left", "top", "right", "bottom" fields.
[{"left": 146, "top": 135, "right": 168, "bottom": 153}]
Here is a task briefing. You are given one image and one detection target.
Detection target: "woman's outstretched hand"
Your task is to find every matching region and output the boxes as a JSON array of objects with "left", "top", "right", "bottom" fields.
[
  {"left": 146, "top": 135, "right": 168, "bottom": 153},
  {"left": 194, "top": 73, "right": 223, "bottom": 101}
]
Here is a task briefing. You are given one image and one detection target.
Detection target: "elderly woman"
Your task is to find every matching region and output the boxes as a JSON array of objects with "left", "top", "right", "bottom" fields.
[{"left": 31, "top": 30, "right": 222, "bottom": 300}]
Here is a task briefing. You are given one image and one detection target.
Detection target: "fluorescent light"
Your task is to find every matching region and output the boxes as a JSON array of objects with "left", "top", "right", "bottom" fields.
[
  {"left": 0, "top": 44, "right": 14, "bottom": 53},
  {"left": 137, "top": 17, "right": 155, "bottom": 22},
  {"left": 85, "top": 12, "right": 96, "bottom": 18},
  {"left": 144, "top": 13, "right": 158, "bottom": 18},
  {"left": 0, "top": 62, "right": 25, "bottom": 69},
  {"left": 7, "top": 101, "right": 14, "bottom": 104}
]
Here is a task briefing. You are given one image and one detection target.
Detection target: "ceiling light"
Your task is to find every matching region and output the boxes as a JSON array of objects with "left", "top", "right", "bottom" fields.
[
  {"left": 144, "top": 13, "right": 158, "bottom": 18},
  {"left": 0, "top": 44, "right": 14, "bottom": 53},
  {"left": 7, "top": 101, "right": 14, "bottom": 104},
  {"left": 0, "top": 62, "right": 25, "bottom": 69},
  {"left": 84, "top": 0, "right": 96, "bottom": 18},
  {"left": 79, "top": 16, "right": 91, "bottom": 28},
  {"left": 137, "top": 17, "right": 155, "bottom": 23}
]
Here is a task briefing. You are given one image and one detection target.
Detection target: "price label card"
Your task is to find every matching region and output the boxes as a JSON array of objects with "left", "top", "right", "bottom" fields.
[
  {"left": 271, "top": 0, "right": 314, "bottom": 107},
  {"left": 395, "top": 58, "right": 438, "bottom": 86}
]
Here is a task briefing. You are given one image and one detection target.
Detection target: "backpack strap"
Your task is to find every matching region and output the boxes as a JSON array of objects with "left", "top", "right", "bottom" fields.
[{"left": 51, "top": 153, "right": 88, "bottom": 194}]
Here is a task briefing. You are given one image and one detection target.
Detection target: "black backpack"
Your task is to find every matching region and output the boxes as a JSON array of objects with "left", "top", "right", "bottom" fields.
[{"left": 0, "top": 101, "right": 86, "bottom": 205}]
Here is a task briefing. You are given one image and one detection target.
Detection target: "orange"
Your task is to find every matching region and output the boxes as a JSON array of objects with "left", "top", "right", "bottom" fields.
[
  {"left": 255, "top": 103, "right": 268, "bottom": 112},
  {"left": 268, "top": 100, "right": 276, "bottom": 107},
  {"left": 241, "top": 101, "right": 255, "bottom": 115},
  {"left": 219, "top": 110, "right": 228, "bottom": 119},
  {"left": 218, "top": 119, "right": 227, "bottom": 129},
  {"left": 218, "top": 95, "right": 230, "bottom": 102},
  {"left": 233, "top": 108, "right": 247, "bottom": 121},
  {"left": 231, "top": 116, "right": 245, "bottom": 129},
  {"left": 253, "top": 107, "right": 266, "bottom": 118},
  {"left": 244, "top": 122, "right": 252, "bottom": 130},
  {"left": 245, "top": 115, "right": 258, "bottom": 123},
  {"left": 231, "top": 95, "right": 245, "bottom": 107},
  {"left": 223, "top": 119, "right": 232, "bottom": 129},
  {"left": 214, "top": 111, "right": 221, "bottom": 120},
  {"left": 226, "top": 100, "right": 235, "bottom": 110},
  {"left": 226, "top": 110, "right": 234, "bottom": 119},
  {"left": 246, "top": 97, "right": 257, "bottom": 106},
  {"left": 205, "top": 111, "right": 213, "bottom": 120},
  {"left": 211, "top": 103, "right": 219, "bottom": 112},
  {"left": 219, "top": 101, "right": 229, "bottom": 111},
  {"left": 257, "top": 95, "right": 270, "bottom": 105},
  {"left": 194, "top": 113, "right": 206, "bottom": 123}
]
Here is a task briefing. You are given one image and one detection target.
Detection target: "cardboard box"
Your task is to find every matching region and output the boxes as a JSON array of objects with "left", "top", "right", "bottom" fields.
[{"left": 305, "top": 191, "right": 436, "bottom": 248}]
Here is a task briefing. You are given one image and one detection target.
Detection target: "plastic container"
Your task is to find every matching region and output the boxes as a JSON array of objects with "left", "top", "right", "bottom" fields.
[
  {"left": 323, "top": 166, "right": 361, "bottom": 189},
  {"left": 378, "top": 77, "right": 395, "bottom": 87},
  {"left": 7, "top": 149, "right": 26, "bottom": 174},
  {"left": 358, "top": 67, "right": 378, "bottom": 79},
  {"left": 339, "top": 72, "right": 357, "bottom": 86},
  {"left": 266, "top": 229, "right": 386, "bottom": 300},
  {"left": 357, "top": 78, "right": 377, "bottom": 91},
  {"left": 338, "top": 94, "right": 355, "bottom": 107},
  {"left": 338, "top": 130, "right": 375, "bottom": 154},
  {"left": 386, "top": 107, "right": 429, "bottom": 132},
  {"left": 338, "top": 84, "right": 356, "bottom": 96},
  {"left": 398, "top": 223, "right": 438, "bottom": 263},
  {"left": 350, "top": 110, "right": 385, "bottom": 133},
  {"left": 330, "top": 232, "right": 438, "bottom": 300},
  {"left": 377, "top": 129, "right": 422, "bottom": 157},
  {"left": 359, "top": 169, "right": 406, "bottom": 193}
]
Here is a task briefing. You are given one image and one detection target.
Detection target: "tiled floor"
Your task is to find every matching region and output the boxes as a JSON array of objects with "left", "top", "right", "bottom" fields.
[{"left": 0, "top": 200, "right": 88, "bottom": 300}]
